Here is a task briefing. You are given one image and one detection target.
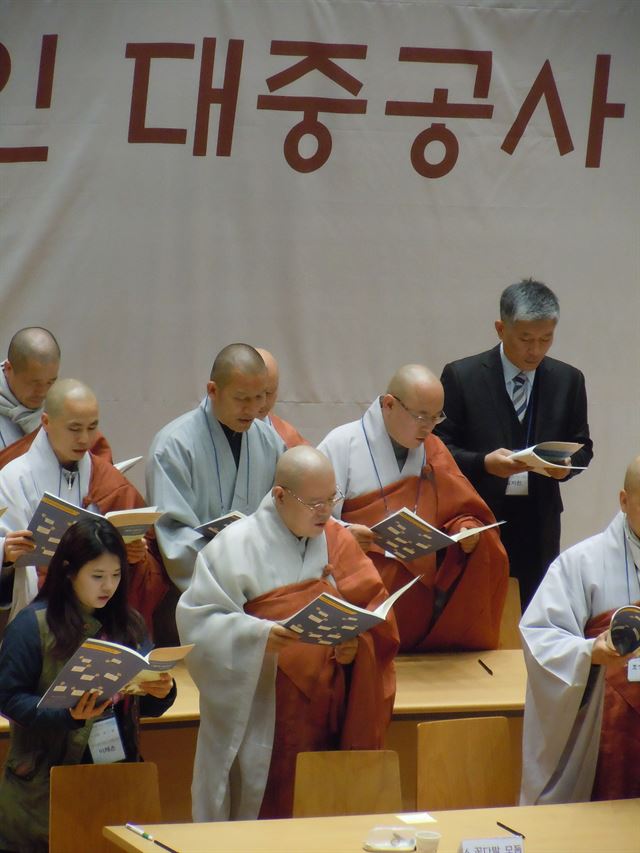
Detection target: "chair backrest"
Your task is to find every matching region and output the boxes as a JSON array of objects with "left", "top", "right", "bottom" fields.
[
  {"left": 292, "top": 750, "right": 403, "bottom": 817},
  {"left": 49, "top": 761, "right": 162, "bottom": 853},
  {"left": 416, "top": 716, "right": 514, "bottom": 811},
  {"left": 498, "top": 576, "right": 523, "bottom": 649}
]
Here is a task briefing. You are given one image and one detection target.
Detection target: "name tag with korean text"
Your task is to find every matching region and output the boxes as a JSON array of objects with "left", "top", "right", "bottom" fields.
[
  {"left": 88, "top": 715, "right": 125, "bottom": 764},
  {"left": 505, "top": 471, "right": 528, "bottom": 496}
]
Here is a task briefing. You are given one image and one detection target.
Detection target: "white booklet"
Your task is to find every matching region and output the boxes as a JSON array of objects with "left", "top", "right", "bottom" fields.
[
  {"left": 280, "top": 575, "right": 422, "bottom": 645},
  {"left": 370, "top": 507, "right": 504, "bottom": 562},
  {"left": 508, "top": 441, "right": 586, "bottom": 476}
]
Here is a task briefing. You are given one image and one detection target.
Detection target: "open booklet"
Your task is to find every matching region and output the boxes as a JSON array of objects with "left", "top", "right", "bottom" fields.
[
  {"left": 38, "top": 640, "right": 194, "bottom": 709},
  {"left": 194, "top": 510, "right": 246, "bottom": 539},
  {"left": 13, "top": 493, "right": 163, "bottom": 568},
  {"left": 280, "top": 574, "right": 422, "bottom": 645},
  {"left": 607, "top": 605, "right": 640, "bottom": 656},
  {"left": 370, "top": 508, "right": 504, "bottom": 563},
  {"left": 508, "top": 441, "right": 586, "bottom": 476}
]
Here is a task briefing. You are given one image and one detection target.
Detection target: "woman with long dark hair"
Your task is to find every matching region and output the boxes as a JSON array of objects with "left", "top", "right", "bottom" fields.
[{"left": 0, "top": 517, "right": 176, "bottom": 853}]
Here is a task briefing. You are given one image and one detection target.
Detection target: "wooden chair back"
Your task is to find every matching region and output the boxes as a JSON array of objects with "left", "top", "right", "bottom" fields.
[
  {"left": 498, "top": 577, "right": 523, "bottom": 649},
  {"left": 49, "top": 761, "right": 161, "bottom": 853},
  {"left": 416, "top": 716, "right": 514, "bottom": 810},
  {"left": 292, "top": 750, "right": 403, "bottom": 817}
]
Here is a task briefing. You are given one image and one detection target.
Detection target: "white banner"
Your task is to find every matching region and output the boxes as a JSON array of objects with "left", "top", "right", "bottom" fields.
[{"left": 0, "top": 0, "right": 638, "bottom": 546}]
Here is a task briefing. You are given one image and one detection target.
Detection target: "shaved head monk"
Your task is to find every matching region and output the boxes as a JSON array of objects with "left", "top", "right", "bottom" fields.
[
  {"left": 0, "top": 379, "right": 167, "bottom": 629},
  {"left": 178, "top": 445, "right": 398, "bottom": 820},
  {"left": 318, "top": 364, "right": 508, "bottom": 652},
  {"left": 255, "top": 347, "right": 309, "bottom": 448},
  {"left": 0, "top": 327, "right": 111, "bottom": 468},
  {"left": 147, "top": 343, "right": 286, "bottom": 599},
  {"left": 521, "top": 456, "right": 640, "bottom": 805}
]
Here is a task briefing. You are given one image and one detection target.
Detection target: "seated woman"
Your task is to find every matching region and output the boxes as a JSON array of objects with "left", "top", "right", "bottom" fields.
[{"left": 0, "top": 517, "right": 176, "bottom": 853}]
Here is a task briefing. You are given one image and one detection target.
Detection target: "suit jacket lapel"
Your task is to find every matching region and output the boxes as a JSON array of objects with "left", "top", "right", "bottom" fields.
[{"left": 482, "top": 346, "right": 516, "bottom": 444}]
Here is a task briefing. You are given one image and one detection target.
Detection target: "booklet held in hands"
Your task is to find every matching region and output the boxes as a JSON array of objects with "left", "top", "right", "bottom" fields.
[
  {"left": 370, "top": 507, "right": 504, "bottom": 562},
  {"left": 38, "top": 640, "right": 194, "bottom": 709},
  {"left": 508, "top": 441, "right": 586, "bottom": 476},
  {"left": 280, "top": 575, "right": 422, "bottom": 645}
]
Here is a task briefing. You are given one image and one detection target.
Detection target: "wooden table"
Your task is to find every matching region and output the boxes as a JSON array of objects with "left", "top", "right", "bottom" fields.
[
  {"left": 104, "top": 798, "right": 640, "bottom": 852},
  {"left": 1, "top": 650, "right": 527, "bottom": 819}
]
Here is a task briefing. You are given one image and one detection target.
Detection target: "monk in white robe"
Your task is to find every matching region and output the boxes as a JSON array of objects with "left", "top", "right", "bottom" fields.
[
  {"left": 256, "top": 347, "right": 309, "bottom": 448},
  {"left": 0, "top": 327, "right": 111, "bottom": 466},
  {"left": 520, "top": 456, "right": 640, "bottom": 805},
  {"left": 318, "top": 365, "right": 508, "bottom": 652},
  {"left": 147, "top": 344, "right": 285, "bottom": 593},
  {"left": 177, "top": 447, "right": 398, "bottom": 821},
  {"left": 0, "top": 380, "right": 167, "bottom": 629}
]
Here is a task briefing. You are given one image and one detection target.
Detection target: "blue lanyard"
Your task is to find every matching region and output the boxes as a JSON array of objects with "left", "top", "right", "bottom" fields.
[
  {"left": 360, "top": 417, "right": 426, "bottom": 516},
  {"left": 201, "top": 400, "right": 250, "bottom": 512}
]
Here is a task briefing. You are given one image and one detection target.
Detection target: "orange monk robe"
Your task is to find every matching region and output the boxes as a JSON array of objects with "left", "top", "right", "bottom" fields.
[
  {"left": 586, "top": 605, "right": 640, "bottom": 801},
  {"left": 244, "top": 520, "right": 399, "bottom": 819},
  {"left": 83, "top": 453, "right": 170, "bottom": 636},
  {"left": 0, "top": 427, "right": 112, "bottom": 470},
  {"left": 268, "top": 412, "right": 310, "bottom": 448},
  {"left": 342, "top": 435, "right": 508, "bottom": 653}
]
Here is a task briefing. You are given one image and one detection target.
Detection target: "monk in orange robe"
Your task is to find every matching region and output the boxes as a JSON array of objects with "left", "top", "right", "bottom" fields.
[
  {"left": 0, "top": 379, "right": 167, "bottom": 634},
  {"left": 256, "top": 347, "right": 309, "bottom": 447},
  {"left": 319, "top": 364, "right": 508, "bottom": 653},
  {"left": 177, "top": 447, "right": 398, "bottom": 821}
]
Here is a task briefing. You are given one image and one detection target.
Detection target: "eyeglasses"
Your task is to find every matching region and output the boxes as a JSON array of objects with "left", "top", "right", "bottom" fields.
[
  {"left": 283, "top": 486, "right": 344, "bottom": 513},
  {"left": 391, "top": 395, "right": 446, "bottom": 425}
]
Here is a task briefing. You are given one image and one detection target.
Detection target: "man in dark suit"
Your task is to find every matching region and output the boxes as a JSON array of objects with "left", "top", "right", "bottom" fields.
[{"left": 435, "top": 279, "right": 593, "bottom": 608}]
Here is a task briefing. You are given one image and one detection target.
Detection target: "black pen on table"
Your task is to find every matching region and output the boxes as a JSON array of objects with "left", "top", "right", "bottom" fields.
[
  {"left": 125, "top": 823, "right": 180, "bottom": 853},
  {"left": 496, "top": 820, "right": 526, "bottom": 838},
  {"left": 477, "top": 657, "right": 493, "bottom": 676}
]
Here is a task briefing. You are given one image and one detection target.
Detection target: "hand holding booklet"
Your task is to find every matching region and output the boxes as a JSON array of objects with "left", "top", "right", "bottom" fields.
[
  {"left": 280, "top": 575, "right": 422, "bottom": 645},
  {"left": 370, "top": 508, "right": 504, "bottom": 562},
  {"left": 12, "top": 493, "right": 163, "bottom": 567},
  {"left": 508, "top": 441, "right": 586, "bottom": 476},
  {"left": 38, "top": 640, "right": 194, "bottom": 709}
]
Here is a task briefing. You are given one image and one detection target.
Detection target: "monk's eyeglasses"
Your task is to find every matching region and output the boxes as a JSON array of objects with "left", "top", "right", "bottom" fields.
[
  {"left": 391, "top": 395, "right": 446, "bottom": 425},
  {"left": 283, "top": 486, "right": 345, "bottom": 513}
]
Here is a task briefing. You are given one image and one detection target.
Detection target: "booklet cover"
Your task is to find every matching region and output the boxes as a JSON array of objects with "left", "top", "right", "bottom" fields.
[
  {"left": 280, "top": 575, "right": 422, "bottom": 645},
  {"left": 37, "top": 640, "right": 194, "bottom": 709},
  {"left": 13, "top": 493, "right": 161, "bottom": 567},
  {"left": 607, "top": 604, "right": 640, "bottom": 656},
  {"left": 370, "top": 507, "right": 504, "bottom": 562},
  {"left": 194, "top": 510, "right": 246, "bottom": 539},
  {"left": 508, "top": 441, "right": 586, "bottom": 476}
]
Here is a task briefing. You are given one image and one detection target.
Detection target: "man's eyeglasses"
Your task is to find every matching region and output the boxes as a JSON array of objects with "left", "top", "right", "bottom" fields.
[
  {"left": 391, "top": 395, "right": 446, "bottom": 425},
  {"left": 283, "top": 486, "right": 344, "bottom": 513}
]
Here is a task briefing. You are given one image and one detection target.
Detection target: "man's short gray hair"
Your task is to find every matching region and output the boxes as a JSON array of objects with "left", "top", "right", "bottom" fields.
[{"left": 499, "top": 279, "right": 560, "bottom": 324}]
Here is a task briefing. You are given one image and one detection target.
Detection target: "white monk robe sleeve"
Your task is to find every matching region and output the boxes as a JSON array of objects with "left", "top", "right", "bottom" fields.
[
  {"left": 176, "top": 535, "right": 276, "bottom": 821},
  {"left": 519, "top": 544, "right": 604, "bottom": 805}
]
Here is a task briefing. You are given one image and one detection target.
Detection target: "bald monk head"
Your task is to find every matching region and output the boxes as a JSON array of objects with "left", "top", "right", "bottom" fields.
[
  {"left": 42, "top": 379, "right": 99, "bottom": 466},
  {"left": 272, "top": 446, "right": 340, "bottom": 539},
  {"left": 255, "top": 348, "right": 280, "bottom": 419},
  {"left": 4, "top": 327, "right": 60, "bottom": 410},
  {"left": 207, "top": 343, "right": 268, "bottom": 433},
  {"left": 380, "top": 364, "right": 446, "bottom": 450},
  {"left": 620, "top": 456, "right": 640, "bottom": 538}
]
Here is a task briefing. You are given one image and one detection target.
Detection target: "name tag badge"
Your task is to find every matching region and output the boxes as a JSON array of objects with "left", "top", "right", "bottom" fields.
[
  {"left": 627, "top": 657, "right": 640, "bottom": 682},
  {"left": 505, "top": 471, "right": 528, "bottom": 496},
  {"left": 459, "top": 838, "right": 524, "bottom": 853},
  {"left": 88, "top": 715, "right": 126, "bottom": 764}
]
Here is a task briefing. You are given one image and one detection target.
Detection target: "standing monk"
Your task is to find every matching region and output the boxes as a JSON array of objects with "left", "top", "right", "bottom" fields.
[
  {"left": 319, "top": 365, "right": 508, "bottom": 653},
  {"left": 177, "top": 446, "right": 398, "bottom": 820},
  {"left": 0, "top": 379, "right": 167, "bottom": 632},
  {"left": 256, "top": 348, "right": 309, "bottom": 448}
]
